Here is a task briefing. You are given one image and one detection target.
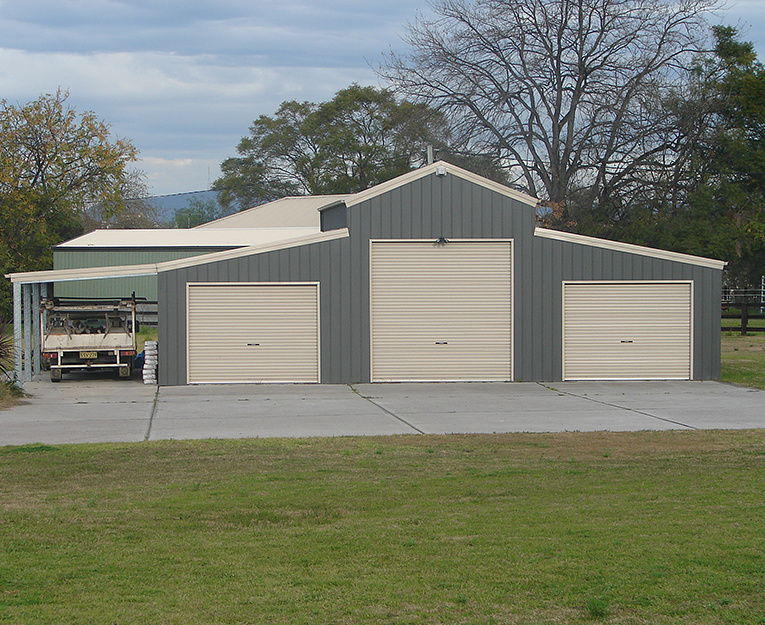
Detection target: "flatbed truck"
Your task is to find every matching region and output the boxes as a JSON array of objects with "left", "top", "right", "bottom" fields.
[{"left": 41, "top": 298, "right": 138, "bottom": 382}]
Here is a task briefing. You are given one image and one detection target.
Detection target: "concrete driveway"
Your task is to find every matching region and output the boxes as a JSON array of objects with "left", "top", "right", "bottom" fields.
[{"left": 1, "top": 371, "right": 763, "bottom": 446}]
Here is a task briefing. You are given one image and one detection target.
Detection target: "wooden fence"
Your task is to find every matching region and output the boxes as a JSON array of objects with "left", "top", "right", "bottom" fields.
[{"left": 722, "top": 299, "right": 765, "bottom": 334}]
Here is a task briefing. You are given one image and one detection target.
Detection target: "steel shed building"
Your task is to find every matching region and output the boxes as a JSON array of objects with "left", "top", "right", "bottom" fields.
[
  {"left": 50, "top": 196, "right": 346, "bottom": 301},
  {"left": 156, "top": 161, "right": 725, "bottom": 386}
]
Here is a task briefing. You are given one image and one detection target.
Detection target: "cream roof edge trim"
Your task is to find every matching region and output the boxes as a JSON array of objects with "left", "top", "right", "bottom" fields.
[
  {"left": 534, "top": 227, "right": 727, "bottom": 270},
  {"left": 156, "top": 228, "right": 349, "bottom": 272},
  {"left": 344, "top": 161, "right": 539, "bottom": 208},
  {"left": 7, "top": 263, "right": 159, "bottom": 284}
]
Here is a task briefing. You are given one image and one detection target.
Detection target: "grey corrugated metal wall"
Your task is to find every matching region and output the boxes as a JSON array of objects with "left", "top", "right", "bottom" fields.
[
  {"left": 158, "top": 171, "right": 721, "bottom": 385},
  {"left": 54, "top": 247, "right": 233, "bottom": 299},
  {"left": 158, "top": 238, "right": 350, "bottom": 386},
  {"left": 523, "top": 237, "right": 721, "bottom": 381}
]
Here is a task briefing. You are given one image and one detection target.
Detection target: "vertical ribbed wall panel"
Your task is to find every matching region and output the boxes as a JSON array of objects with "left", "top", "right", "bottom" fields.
[
  {"left": 157, "top": 169, "right": 721, "bottom": 386},
  {"left": 54, "top": 248, "right": 229, "bottom": 300}
]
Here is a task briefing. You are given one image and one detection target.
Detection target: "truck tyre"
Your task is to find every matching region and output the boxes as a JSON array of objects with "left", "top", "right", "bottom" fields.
[
  {"left": 118, "top": 365, "right": 131, "bottom": 379},
  {"left": 50, "top": 369, "right": 62, "bottom": 383}
]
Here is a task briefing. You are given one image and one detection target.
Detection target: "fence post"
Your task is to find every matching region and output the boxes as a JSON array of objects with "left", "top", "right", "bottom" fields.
[{"left": 741, "top": 301, "right": 749, "bottom": 336}]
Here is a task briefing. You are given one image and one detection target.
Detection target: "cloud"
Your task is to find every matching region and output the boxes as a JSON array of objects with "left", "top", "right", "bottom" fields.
[
  {"left": 0, "top": 0, "right": 417, "bottom": 61},
  {"left": 0, "top": 47, "right": 378, "bottom": 136},
  {"left": 0, "top": 1, "right": 421, "bottom": 193}
]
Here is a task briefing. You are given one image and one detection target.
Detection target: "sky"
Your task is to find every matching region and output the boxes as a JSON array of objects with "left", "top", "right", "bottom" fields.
[{"left": 2, "top": 0, "right": 764, "bottom": 197}]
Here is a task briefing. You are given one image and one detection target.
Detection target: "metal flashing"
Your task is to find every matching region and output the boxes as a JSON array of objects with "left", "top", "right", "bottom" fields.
[
  {"left": 345, "top": 161, "right": 539, "bottom": 209},
  {"left": 7, "top": 263, "right": 159, "bottom": 284},
  {"left": 534, "top": 227, "right": 727, "bottom": 270}
]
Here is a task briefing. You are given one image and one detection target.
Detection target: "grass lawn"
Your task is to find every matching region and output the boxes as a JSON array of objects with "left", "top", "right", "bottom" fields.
[
  {"left": 720, "top": 332, "right": 765, "bottom": 390},
  {"left": 2, "top": 431, "right": 765, "bottom": 624},
  {"left": 136, "top": 325, "right": 158, "bottom": 353}
]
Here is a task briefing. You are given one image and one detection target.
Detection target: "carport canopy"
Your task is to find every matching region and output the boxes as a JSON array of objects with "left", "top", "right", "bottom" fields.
[
  {"left": 4, "top": 228, "right": 345, "bottom": 384},
  {"left": 5, "top": 263, "right": 159, "bottom": 383}
]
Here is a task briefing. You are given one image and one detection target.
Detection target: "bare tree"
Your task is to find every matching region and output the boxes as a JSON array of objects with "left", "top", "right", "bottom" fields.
[
  {"left": 80, "top": 170, "right": 163, "bottom": 231},
  {"left": 382, "top": 0, "right": 719, "bottom": 221}
]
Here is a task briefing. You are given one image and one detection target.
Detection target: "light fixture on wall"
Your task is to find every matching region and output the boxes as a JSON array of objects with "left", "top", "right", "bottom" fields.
[
  {"left": 436, "top": 236, "right": 449, "bottom": 245},
  {"left": 435, "top": 165, "right": 447, "bottom": 177}
]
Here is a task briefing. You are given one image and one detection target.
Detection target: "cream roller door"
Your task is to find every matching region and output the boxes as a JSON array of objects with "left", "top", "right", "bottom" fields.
[
  {"left": 370, "top": 240, "right": 513, "bottom": 382},
  {"left": 187, "top": 283, "right": 319, "bottom": 384},
  {"left": 563, "top": 281, "right": 692, "bottom": 380}
]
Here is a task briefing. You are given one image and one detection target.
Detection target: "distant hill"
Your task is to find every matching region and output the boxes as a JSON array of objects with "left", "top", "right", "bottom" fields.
[{"left": 149, "top": 190, "right": 233, "bottom": 224}]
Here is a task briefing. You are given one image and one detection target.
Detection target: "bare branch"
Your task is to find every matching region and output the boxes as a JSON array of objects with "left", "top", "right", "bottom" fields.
[{"left": 381, "top": 0, "right": 719, "bottom": 212}]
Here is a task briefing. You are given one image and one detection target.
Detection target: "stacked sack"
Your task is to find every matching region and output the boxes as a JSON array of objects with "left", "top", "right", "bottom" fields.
[{"left": 143, "top": 340, "right": 158, "bottom": 385}]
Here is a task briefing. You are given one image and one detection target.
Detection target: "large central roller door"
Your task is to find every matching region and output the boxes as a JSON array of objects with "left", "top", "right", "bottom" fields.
[
  {"left": 187, "top": 283, "right": 320, "bottom": 384},
  {"left": 562, "top": 281, "right": 692, "bottom": 380},
  {"left": 370, "top": 240, "right": 513, "bottom": 382}
]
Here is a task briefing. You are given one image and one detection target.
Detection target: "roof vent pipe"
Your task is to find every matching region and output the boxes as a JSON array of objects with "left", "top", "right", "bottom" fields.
[{"left": 426, "top": 144, "right": 434, "bottom": 165}]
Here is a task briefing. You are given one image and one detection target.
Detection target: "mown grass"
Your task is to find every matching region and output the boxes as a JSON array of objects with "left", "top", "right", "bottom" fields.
[
  {"left": 136, "top": 325, "right": 158, "bottom": 353},
  {"left": 2, "top": 431, "right": 765, "bottom": 624},
  {"left": 720, "top": 331, "right": 765, "bottom": 390},
  {"left": 721, "top": 316, "right": 765, "bottom": 330}
]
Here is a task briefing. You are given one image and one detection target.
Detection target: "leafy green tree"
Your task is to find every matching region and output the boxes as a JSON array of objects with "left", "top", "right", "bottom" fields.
[
  {"left": 0, "top": 90, "right": 138, "bottom": 315},
  {"left": 599, "top": 27, "right": 765, "bottom": 284},
  {"left": 213, "top": 85, "right": 449, "bottom": 210},
  {"left": 695, "top": 26, "right": 765, "bottom": 284}
]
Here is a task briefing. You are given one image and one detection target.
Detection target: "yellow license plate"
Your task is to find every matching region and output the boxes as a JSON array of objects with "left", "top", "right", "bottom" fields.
[{"left": 79, "top": 351, "right": 97, "bottom": 359}]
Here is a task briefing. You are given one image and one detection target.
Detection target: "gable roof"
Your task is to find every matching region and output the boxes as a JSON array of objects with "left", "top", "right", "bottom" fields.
[
  {"left": 195, "top": 195, "right": 348, "bottom": 229},
  {"left": 55, "top": 227, "right": 320, "bottom": 249},
  {"left": 342, "top": 161, "right": 539, "bottom": 209},
  {"left": 8, "top": 163, "right": 726, "bottom": 283}
]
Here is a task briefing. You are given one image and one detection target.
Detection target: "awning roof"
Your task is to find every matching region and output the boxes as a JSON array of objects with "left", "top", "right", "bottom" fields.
[{"left": 7, "top": 229, "right": 349, "bottom": 284}]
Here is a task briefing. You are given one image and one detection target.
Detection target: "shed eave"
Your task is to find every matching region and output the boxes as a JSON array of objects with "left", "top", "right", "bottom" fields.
[
  {"left": 6, "top": 263, "right": 159, "bottom": 284},
  {"left": 534, "top": 227, "right": 727, "bottom": 270}
]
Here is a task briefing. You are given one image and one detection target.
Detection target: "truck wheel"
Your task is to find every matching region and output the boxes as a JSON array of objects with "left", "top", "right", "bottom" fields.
[
  {"left": 50, "top": 369, "right": 62, "bottom": 383},
  {"left": 118, "top": 365, "right": 131, "bottom": 379}
]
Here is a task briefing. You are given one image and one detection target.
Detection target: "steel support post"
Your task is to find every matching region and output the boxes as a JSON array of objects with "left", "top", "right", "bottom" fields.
[
  {"left": 23, "top": 284, "right": 32, "bottom": 382},
  {"left": 32, "top": 283, "right": 40, "bottom": 375},
  {"left": 13, "top": 282, "right": 22, "bottom": 383}
]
